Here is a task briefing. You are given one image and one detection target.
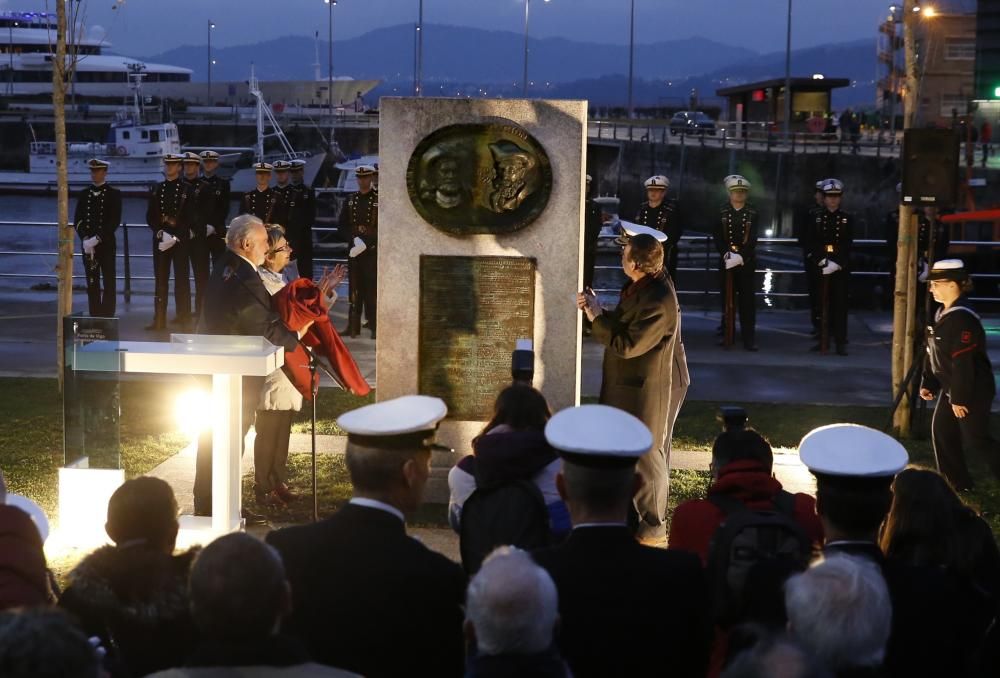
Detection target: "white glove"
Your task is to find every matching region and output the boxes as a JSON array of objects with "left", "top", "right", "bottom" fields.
[
  {"left": 158, "top": 233, "right": 179, "bottom": 252},
  {"left": 189, "top": 229, "right": 195, "bottom": 239},
  {"left": 723, "top": 252, "right": 744, "bottom": 270},
  {"left": 82, "top": 236, "right": 99, "bottom": 256},
  {"left": 820, "top": 258, "right": 842, "bottom": 276},
  {"left": 917, "top": 259, "right": 929, "bottom": 283},
  {"left": 349, "top": 236, "right": 367, "bottom": 259},
  {"left": 206, "top": 224, "right": 216, "bottom": 237}
]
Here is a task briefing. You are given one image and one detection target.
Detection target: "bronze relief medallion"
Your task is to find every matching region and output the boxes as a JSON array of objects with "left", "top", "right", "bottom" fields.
[{"left": 406, "top": 122, "right": 553, "bottom": 235}]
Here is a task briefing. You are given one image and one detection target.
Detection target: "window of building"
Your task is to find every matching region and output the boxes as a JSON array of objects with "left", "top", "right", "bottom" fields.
[
  {"left": 941, "top": 93, "right": 969, "bottom": 116},
  {"left": 944, "top": 38, "right": 976, "bottom": 60}
]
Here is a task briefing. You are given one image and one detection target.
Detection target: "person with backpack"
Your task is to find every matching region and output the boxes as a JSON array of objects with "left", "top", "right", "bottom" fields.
[
  {"left": 669, "top": 429, "right": 824, "bottom": 564},
  {"left": 448, "top": 384, "right": 570, "bottom": 542},
  {"left": 532, "top": 404, "right": 710, "bottom": 678}
]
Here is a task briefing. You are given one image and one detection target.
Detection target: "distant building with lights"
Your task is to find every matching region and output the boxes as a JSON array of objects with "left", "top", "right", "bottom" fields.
[{"left": 715, "top": 77, "right": 850, "bottom": 134}]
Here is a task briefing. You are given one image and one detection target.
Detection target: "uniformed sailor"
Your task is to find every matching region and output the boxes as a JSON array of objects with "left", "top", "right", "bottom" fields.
[
  {"left": 73, "top": 158, "right": 122, "bottom": 317},
  {"left": 810, "top": 179, "right": 853, "bottom": 355},
  {"left": 241, "top": 162, "right": 279, "bottom": 222},
  {"left": 198, "top": 150, "right": 230, "bottom": 266},
  {"left": 287, "top": 158, "right": 317, "bottom": 280},
  {"left": 181, "top": 152, "right": 210, "bottom": 317},
  {"left": 339, "top": 164, "right": 378, "bottom": 339},
  {"left": 634, "top": 175, "right": 682, "bottom": 283},
  {"left": 269, "top": 160, "right": 292, "bottom": 227},
  {"left": 145, "top": 153, "right": 191, "bottom": 331},
  {"left": 799, "top": 179, "right": 826, "bottom": 334},
  {"left": 715, "top": 175, "right": 758, "bottom": 351},
  {"left": 919, "top": 260, "right": 1000, "bottom": 490}
]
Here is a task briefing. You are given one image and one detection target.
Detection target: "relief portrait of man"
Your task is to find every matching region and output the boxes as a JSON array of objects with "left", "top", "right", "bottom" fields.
[
  {"left": 418, "top": 142, "right": 473, "bottom": 210},
  {"left": 487, "top": 140, "right": 539, "bottom": 214}
]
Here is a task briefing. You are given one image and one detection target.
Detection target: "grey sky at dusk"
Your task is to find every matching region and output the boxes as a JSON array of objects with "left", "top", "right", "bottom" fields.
[{"left": 3, "top": 0, "right": 886, "bottom": 58}]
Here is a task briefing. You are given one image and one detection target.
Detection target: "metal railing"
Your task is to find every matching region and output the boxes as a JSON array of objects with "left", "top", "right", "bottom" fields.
[{"left": 1, "top": 222, "right": 998, "bottom": 305}]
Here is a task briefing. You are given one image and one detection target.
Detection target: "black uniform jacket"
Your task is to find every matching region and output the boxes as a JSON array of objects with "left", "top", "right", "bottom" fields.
[
  {"left": 921, "top": 297, "right": 996, "bottom": 406},
  {"left": 339, "top": 190, "right": 378, "bottom": 248},
  {"left": 715, "top": 203, "right": 759, "bottom": 261},
  {"left": 196, "top": 249, "right": 298, "bottom": 353},
  {"left": 147, "top": 179, "right": 189, "bottom": 240},
  {"left": 810, "top": 208, "right": 854, "bottom": 268},
  {"left": 73, "top": 183, "right": 122, "bottom": 243},
  {"left": 198, "top": 174, "right": 231, "bottom": 236},
  {"left": 266, "top": 503, "right": 467, "bottom": 678},
  {"left": 532, "top": 525, "right": 710, "bottom": 678},
  {"left": 241, "top": 187, "right": 284, "bottom": 223},
  {"left": 635, "top": 199, "right": 682, "bottom": 255},
  {"left": 591, "top": 270, "right": 677, "bottom": 449}
]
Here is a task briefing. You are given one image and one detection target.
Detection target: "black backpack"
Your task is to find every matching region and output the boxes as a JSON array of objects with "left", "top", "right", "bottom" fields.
[
  {"left": 458, "top": 479, "right": 551, "bottom": 575},
  {"left": 706, "top": 490, "right": 813, "bottom": 626}
]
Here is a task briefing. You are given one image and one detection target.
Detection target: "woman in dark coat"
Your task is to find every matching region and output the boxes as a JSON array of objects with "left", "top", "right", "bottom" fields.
[{"left": 918, "top": 259, "right": 1000, "bottom": 491}]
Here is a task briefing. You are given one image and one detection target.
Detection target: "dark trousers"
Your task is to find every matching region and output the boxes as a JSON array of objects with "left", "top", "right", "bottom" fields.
[
  {"left": 721, "top": 264, "right": 756, "bottom": 347},
  {"left": 932, "top": 393, "right": 1000, "bottom": 491},
  {"left": 291, "top": 229, "right": 314, "bottom": 281},
  {"left": 819, "top": 269, "right": 849, "bottom": 347},
  {"left": 254, "top": 409, "right": 294, "bottom": 493},
  {"left": 805, "top": 256, "right": 820, "bottom": 330},
  {"left": 189, "top": 236, "right": 210, "bottom": 318},
  {"left": 83, "top": 240, "right": 116, "bottom": 317},
  {"left": 192, "top": 375, "right": 263, "bottom": 514},
  {"left": 666, "top": 245, "right": 679, "bottom": 287},
  {"left": 152, "top": 238, "right": 191, "bottom": 326},
  {"left": 348, "top": 250, "right": 377, "bottom": 334},
  {"left": 207, "top": 233, "right": 226, "bottom": 269}
]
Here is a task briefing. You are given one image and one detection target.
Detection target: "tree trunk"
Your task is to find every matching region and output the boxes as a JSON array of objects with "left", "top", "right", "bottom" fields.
[
  {"left": 54, "top": 1, "right": 72, "bottom": 393},
  {"left": 891, "top": 0, "right": 922, "bottom": 435}
]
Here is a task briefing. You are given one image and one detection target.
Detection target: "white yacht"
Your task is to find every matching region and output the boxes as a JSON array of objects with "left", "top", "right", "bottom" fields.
[{"left": 0, "top": 10, "right": 191, "bottom": 97}]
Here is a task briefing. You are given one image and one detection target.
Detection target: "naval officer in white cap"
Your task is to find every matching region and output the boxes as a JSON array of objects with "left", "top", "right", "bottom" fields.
[
  {"left": 266, "top": 395, "right": 466, "bottom": 678},
  {"left": 634, "top": 174, "right": 682, "bottom": 282},
  {"left": 578, "top": 227, "right": 686, "bottom": 546},
  {"left": 919, "top": 259, "right": 1000, "bottom": 490},
  {"left": 532, "top": 404, "right": 708, "bottom": 678},
  {"left": 798, "top": 422, "right": 970, "bottom": 677}
]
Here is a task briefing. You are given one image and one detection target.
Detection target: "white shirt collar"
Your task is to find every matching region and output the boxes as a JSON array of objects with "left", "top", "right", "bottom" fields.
[
  {"left": 235, "top": 252, "right": 257, "bottom": 270},
  {"left": 349, "top": 497, "right": 405, "bottom": 523}
]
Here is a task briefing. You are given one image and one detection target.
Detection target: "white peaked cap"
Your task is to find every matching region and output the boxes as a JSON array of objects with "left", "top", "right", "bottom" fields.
[
  {"left": 338, "top": 395, "right": 447, "bottom": 437},
  {"left": 545, "top": 404, "right": 653, "bottom": 465},
  {"left": 799, "top": 424, "right": 908, "bottom": 477}
]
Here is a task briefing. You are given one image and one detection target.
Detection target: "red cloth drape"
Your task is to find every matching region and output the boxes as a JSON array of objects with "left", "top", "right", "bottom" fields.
[{"left": 273, "top": 278, "right": 371, "bottom": 399}]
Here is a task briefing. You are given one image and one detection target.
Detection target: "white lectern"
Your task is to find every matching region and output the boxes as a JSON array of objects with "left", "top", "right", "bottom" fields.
[{"left": 74, "top": 334, "right": 283, "bottom": 534}]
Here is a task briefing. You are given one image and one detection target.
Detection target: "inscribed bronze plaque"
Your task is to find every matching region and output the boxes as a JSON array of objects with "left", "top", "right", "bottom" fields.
[
  {"left": 406, "top": 122, "right": 553, "bottom": 235},
  {"left": 419, "top": 255, "right": 535, "bottom": 420}
]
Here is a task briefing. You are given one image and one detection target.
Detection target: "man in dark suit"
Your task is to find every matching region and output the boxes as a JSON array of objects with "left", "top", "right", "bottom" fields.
[
  {"left": 579, "top": 227, "right": 677, "bottom": 545},
  {"left": 799, "top": 424, "right": 980, "bottom": 678},
  {"left": 146, "top": 154, "right": 191, "bottom": 331},
  {"left": 287, "top": 158, "right": 317, "bottom": 280},
  {"left": 73, "top": 158, "right": 121, "bottom": 317},
  {"left": 532, "top": 404, "right": 710, "bottom": 678},
  {"left": 192, "top": 214, "right": 305, "bottom": 521},
  {"left": 197, "top": 150, "right": 231, "bottom": 267},
  {"left": 266, "top": 395, "right": 467, "bottom": 678}
]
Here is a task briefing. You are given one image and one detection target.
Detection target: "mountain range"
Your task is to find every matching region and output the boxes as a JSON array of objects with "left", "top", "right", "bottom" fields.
[{"left": 141, "top": 23, "right": 876, "bottom": 107}]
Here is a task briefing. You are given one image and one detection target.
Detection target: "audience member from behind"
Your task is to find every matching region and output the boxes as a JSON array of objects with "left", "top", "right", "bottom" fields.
[
  {"left": 721, "top": 633, "right": 833, "bottom": 678},
  {"left": 785, "top": 555, "right": 891, "bottom": 677},
  {"left": 448, "top": 384, "right": 569, "bottom": 537},
  {"left": 464, "top": 547, "right": 569, "bottom": 678},
  {"left": 0, "top": 608, "right": 105, "bottom": 678},
  {"left": 880, "top": 466, "right": 1000, "bottom": 674},
  {"left": 0, "top": 469, "right": 55, "bottom": 609},
  {"left": 59, "top": 477, "right": 197, "bottom": 678},
  {"left": 267, "top": 396, "right": 467, "bottom": 678},
  {"left": 799, "top": 424, "right": 971, "bottom": 678},
  {"left": 148, "top": 533, "right": 358, "bottom": 677},
  {"left": 670, "top": 428, "right": 824, "bottom": 563},
  {"left": 532, "top": 404, "right": 709, "bottom": 678}
]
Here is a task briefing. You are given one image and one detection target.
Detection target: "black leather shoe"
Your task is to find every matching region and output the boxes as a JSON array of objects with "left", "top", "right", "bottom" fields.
[
  {"left": 836, "top": 345, "right": 848, "bottom": 356},
  {"left": 809, "top": 343, "right": 822, "bottom": 352},
  {"left": 744, "top": 344, "right": 759, "bottom": 352},
  {"left": 242, "top": 507, "right": 269, "bottom": 526}
]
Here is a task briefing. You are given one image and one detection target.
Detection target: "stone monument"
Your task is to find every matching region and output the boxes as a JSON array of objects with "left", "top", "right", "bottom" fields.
[{"left": 378, "top": 98, "right": 587, "bottom": 501}]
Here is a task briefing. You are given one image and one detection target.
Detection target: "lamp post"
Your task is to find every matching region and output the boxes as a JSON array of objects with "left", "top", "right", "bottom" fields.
[
  {"left": 783, "top": 0, "right": 792, "bottom": 140},
  {"left": 627, "top": 0, "right": 635, "bottom": 119},
  {"left": 325, "top": 0, "right": 336, "bottom": 140},
  {"left": 522, "top": 0, "right": 550, "bottom": 97},
  {"left": 207, "top": 20, "right": 215, "bottom": 105},
  {"left": 7, "top": 22, "right": 15, "bottom": 97},
  {"left": 415, "top": 0, "right": 423, "bottom": 96}
]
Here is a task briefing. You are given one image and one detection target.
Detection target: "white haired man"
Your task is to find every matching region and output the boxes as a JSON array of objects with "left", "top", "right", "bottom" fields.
[
  {"left": 785, "top": 554, "right": 892, "bottom": 676},
  {"left": 465, "top": 547, "right": 569, "bottom": 677},
  {"left": 192, "top": 214, "right": 310, "bottom": 521}
]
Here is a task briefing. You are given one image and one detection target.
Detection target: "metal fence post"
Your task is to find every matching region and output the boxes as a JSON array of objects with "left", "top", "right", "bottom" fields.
[{"left": 122, "top": 222, "right": 131, "bottom": 304}]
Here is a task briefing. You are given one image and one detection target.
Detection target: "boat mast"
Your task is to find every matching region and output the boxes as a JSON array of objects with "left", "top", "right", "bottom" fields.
[
  {"left": 248, "top": 64, "right": 297, "bottom": 163},
  {"left": 125, "top": 62, "right": 147, "bottom": 124}
]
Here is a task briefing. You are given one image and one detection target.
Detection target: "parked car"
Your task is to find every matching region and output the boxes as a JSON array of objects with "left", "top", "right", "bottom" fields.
[{"left": 669, "top": 111, "right": 717, "bottom": 136}]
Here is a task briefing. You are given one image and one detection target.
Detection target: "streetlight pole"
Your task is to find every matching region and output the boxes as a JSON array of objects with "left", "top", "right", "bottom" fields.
[
  {"left": 523, "top": 0, "right": 531, "bottom": 97},
  {"left": 416, "top": 0, "right": 423, "bottom": 96},
  {"left": 627, "top": 0, "right": 635, "bottom": 119},
  {"left": 326, "top": 0, "right": 336, "bottom": 140},
  {"left": 207, "top": 20, "right": 214, "bottom": 105},
  {"left": 783, "top": 0, "right": 792, "bottom": 140},
  {"left": 8, "top": 23, "right": 15, "bottom": 97}
]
